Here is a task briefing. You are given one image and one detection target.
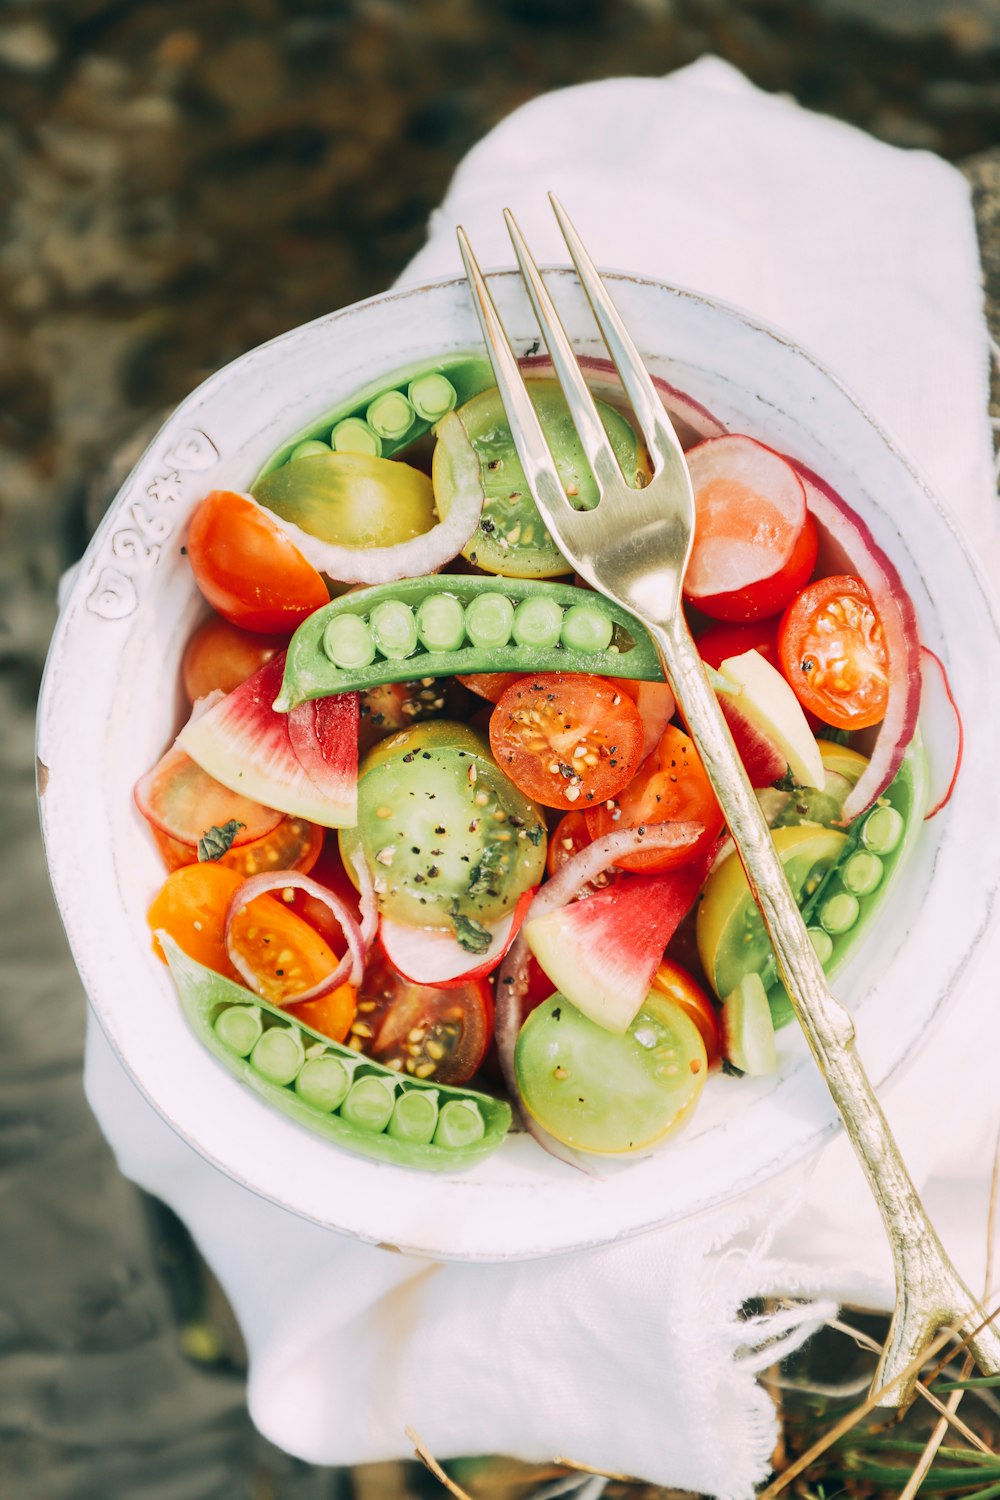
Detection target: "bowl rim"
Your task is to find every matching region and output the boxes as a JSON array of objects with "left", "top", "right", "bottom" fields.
[{"left": 37, "top": 267, "right": 1000, "bottom": 1260}]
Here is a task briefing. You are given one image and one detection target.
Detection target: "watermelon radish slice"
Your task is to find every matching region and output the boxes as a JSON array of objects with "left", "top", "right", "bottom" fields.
[
  {"left": 717, "top": 693, "right": 788, "bottom": 789},
  {"left": 380, "top": 886, "right": 535, "bottom": 988},
  {"left": 524, "top": 864, "right": 705, "bottom": 1035},
  {"left": 919, "top": 646, "right": 963, "bottom": 820},
  {"left": 179, "top": 655, "right": 359, "bottom": 829},
  {"left": 683, "top": 436, "right": 807, "bottom": 600},
  {"left": 791, "top": 463, "right": 922, "bottom": 821}
]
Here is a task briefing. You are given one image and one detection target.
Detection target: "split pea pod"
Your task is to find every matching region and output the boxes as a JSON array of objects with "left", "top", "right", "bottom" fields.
[
  {"left": 275, "top": 574, "right": 665, "bottom": 710},
  {"left": 254, "top": 355, "right": 496, "bottom": 478},
  {"left": 765, "top": 742, "right": 926, "bottom": 1026},
  {"left": 161, "top": 936, "right": 510, "bottom": 1171}
]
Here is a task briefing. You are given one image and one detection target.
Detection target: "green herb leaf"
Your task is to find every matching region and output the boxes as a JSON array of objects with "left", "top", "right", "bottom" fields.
[
  {"left": 452, "top": 912, "right": 493, "bottom": 956},
  {"left": 197, "top": 820, "right": 245, "bottom": 863},
  {"left": 466, "top": 841, "right": 506, "bottom": 899},
  {"left": 771, "top": 767, "right": 797, "bottom": 793},
  {"left": 721, "top": 1058, "right": 745, "bottom": 1078}
]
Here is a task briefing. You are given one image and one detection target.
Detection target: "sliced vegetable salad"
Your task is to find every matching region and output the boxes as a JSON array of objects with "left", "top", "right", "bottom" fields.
[{"left": 136, "top": 353, "right": 958, "bottom": 1172}]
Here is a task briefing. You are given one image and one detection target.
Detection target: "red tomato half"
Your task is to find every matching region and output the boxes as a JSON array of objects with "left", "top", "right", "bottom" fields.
[
  {"left": 694, "top": 513, "right": 818, "bottom": 623},
  {"left": 585, "top": 723, "right": 724, "bottom": 872},
  {"left": 489, "top": 674, "right": 644, "bottom": 810},
  {"left": 354, "top": 944, "right": 493, "bottom": 1085},
  {"left": 778, "top": 574, "right": 889, "bottom": 730},
  {"left": 683, "top": 436, "right": 807, "bottom": 611},
  {"left": 186, "top": 490, "right": 329, "bottom": 634},
  {"left": 182, "top": 615, "right": 286, "bottom": 701}
]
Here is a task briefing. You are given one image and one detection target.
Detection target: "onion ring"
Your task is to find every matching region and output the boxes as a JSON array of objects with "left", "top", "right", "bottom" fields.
[{"left": 224, "top": 869, "right": 369, "bottom": 1003}]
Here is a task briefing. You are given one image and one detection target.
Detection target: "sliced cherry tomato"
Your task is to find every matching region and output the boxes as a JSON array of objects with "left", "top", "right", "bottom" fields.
[
  {"left": 457, "top": 672, "right": 525, "bottom": 704},
  {"left": 151, "top": 815, "right": 324, "bottom": 878},
  {"left": 585, "top": 723, "right": 724, "bottom": 872},
  {"left": 489, "top": 673, "right": 644, "bottom": 810},
  {"left": 181, "top": 614, "right": 286, "bottom": 702},
  {"left": 778, "top": 574, "right": 889, "bottom": 730},
  {"left": 694, "top": 512, "right": 819, "bottom": 622},
  {"left": 186, "top": 490, "right": 329, "bottom": 634},
  {"left": 649, "top": 958, "right": 722, "bottom": 1066},
  {"left": 135, "top": 744, "right": 282, "bottom": 848},
  {"left": 696, "top": 619, "right": 780, "bottom": 671},
  {"left": 227, "top": 895, "right": 354, "bottom": 1016},
  {"left": 148, "top": 863, "right": 244, "bottom": 978},
  {"left": 353, "top": 943, "right": 493, "bottom": 1085}
]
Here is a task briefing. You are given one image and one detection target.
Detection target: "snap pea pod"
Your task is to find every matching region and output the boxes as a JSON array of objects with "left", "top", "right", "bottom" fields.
[
  {"left": 254, "top": 355, "right": 496, "bottom": 480},
  {"left": 765, "top": 740, "right": 927, "bottom": 1027},
  {"left": 161, "top": 936, "right": 511, "bottom": 1171},
  {"left": 275, "top": 575, "right": 664, "bottom": 710}
]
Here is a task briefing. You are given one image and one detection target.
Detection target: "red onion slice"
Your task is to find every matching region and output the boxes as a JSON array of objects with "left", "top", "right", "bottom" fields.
[
  {"left": 791, "top": 464, "right": 922, "bottom": 822},
  {"left": 342, "top": 844, "right": 378, "bottom": 948},
  {"left": 224, "top": 870, "right": 370, "bottom": 1003},
  {"left": 237, "top": 419, "right": 482, "bottom": 584},
  {"left": 919, "top": 646, "right": 963, "bottom": 820},
  {"left": 521, "top": 354, "right": 726, "bottom": 449},
  {"left": 495, "top": 821, "right": 702, "bottom": 1170}
]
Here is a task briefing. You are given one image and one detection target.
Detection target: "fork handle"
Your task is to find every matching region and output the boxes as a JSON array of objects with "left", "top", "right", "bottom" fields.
[{"left": 648, "top": 611, "right": 1000, "bottom": 1401}]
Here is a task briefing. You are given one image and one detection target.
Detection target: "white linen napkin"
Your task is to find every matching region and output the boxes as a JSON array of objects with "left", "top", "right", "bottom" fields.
[{"left": 83, "top": 58, "right": 1000, "bottom": 1499}]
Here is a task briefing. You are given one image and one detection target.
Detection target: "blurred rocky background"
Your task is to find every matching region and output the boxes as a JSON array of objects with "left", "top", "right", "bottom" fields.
[{"left": 3, "top": 2, "right": 1000, "bottom": 1497}]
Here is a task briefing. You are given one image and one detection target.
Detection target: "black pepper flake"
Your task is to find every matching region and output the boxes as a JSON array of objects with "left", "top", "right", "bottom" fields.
[
  {"left": 411, "top": 846, "right": 420, "bottom": 854},
  {"left": 402, "top": 752, "right": 416, "bottom": 763},
  {"left": 427, "top": 865, "right": 440, "bottom": 879},
  {"left": 435, "top": 826, "right": 446, "bottom": 835},
  {"left": 552, "top": 1006, "right": 561, "bottom": 1021}
]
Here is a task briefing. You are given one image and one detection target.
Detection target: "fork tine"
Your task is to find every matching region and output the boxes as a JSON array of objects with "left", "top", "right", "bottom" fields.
[
  {"left": 503, "top": 208, "right": 623, "bottom": 496},
  {"left": 456, "top": 226, "right": 576, "bottom": 531},
  {"left": 549, "top": 193, "right": 687, "bottom": 478}
]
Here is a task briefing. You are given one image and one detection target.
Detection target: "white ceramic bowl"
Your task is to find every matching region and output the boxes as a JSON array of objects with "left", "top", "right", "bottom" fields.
[{"left": 38, "top": 270, "right": 1000, "bottom": 1260}]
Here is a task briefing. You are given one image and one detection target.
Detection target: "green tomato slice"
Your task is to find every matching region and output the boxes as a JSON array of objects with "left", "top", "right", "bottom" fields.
[
  {"left": 515, "top": 992, "right": 708, "bottom": 1155},
  {"left": 339, "top": 721, "right": 547, "bottom": 930},
  {"left": 697, "top": 824, "right": 849, "bottom": 1003},
  {"left": 433, "top": 381, "right": 651, "bottom": 579},
  {"left": 252, "top": 452, "right": 436, "bottom": 550}
]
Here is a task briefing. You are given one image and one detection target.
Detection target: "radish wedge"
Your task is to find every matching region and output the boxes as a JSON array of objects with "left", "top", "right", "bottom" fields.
[
  {"left": 380, "top": 887, "right": 534, "bottom": 988},
  {"left": 524, "top": 866, "right": 705, "bottom": 1035},
  {"left": 179, "top": 655, "right": 359, "bottom": 829},
  {"left": 919, "top": 646, "right": 963, "bottom": 819},
  {"left": 792, "top": 463, "right": 922, "bottom": 821},
  {"left": 684, "top": 436, "right": 807, "bottom": 599}
]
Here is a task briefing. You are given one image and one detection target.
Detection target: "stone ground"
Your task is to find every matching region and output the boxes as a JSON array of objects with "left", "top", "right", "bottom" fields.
[{"left": 2, "top": 2, "right": 1000, "bottom": 1497}]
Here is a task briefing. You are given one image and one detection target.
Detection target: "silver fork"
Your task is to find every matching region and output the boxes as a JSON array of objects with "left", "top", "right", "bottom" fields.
[{"left": 456, "top": 196, "right": 1000, "bottom": 1404}]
